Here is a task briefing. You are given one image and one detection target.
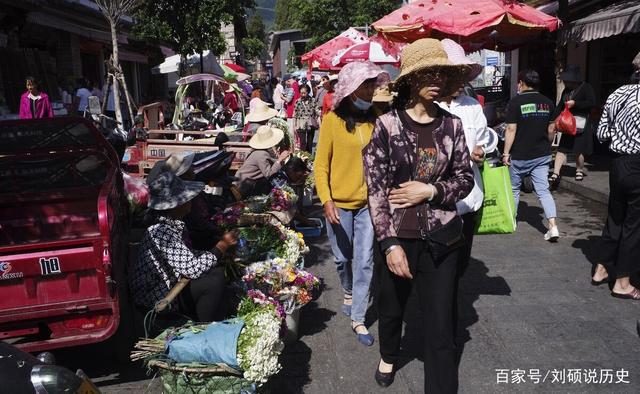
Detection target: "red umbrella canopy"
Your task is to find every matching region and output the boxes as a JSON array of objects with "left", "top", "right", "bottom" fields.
[
  {"left": 224, "top": 62, "right": 247, "bottom": 73},
  {"left": 372, "top": 0, "right": 559, "bottom": 48},
  {"left": 332, "top": 35, "right": 405, "bottom": 67},
  {"left": 301, "top": 28, "right": 369, "bottom": 70}
]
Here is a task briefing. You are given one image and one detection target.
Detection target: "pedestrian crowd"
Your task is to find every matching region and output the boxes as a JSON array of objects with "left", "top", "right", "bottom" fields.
[{"left": 13, "top": 36, "right": 639, "bottom": 394}]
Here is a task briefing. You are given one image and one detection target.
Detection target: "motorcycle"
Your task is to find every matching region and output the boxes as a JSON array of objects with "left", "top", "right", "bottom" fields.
[{"left": 0, "top": 341, "right": 100, "bottom": 394}]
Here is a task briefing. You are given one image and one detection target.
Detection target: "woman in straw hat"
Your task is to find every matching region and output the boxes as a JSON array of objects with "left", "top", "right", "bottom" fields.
[
  {"left": 234, "top": 125, "right": 290, "bottom": 197},
  {"left": 315, "top": 61, "right": 390, "bottom": 347},
  {"left": 243, "top": 99, "right": 278, "bottom": 140},
  {"left": 363, "top": 38, "right": 474, "bottom": 391}
]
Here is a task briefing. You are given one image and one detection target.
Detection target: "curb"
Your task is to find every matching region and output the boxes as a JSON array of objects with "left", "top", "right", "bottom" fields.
[{"left": 558, "top": 178, "right": 608, "bottom": 205}]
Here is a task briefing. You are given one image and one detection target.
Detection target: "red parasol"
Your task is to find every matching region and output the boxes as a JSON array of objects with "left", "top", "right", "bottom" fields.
[
  {"left": 301, "top": 28, "right": 369, "bottom": 70},
  {"left": 372, "top": 0, "right": 559, "bottom": 48},
  {"left": 332, "top": 35, "right": 406, "bottom": 67},
  {"left": 223, "top": 62, "right": 247, "bottom": 73}
]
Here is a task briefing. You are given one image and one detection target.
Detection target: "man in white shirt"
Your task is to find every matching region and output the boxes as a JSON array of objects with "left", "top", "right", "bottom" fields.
[{"left": 75, "top": 79, "right": 92, "bottom": 115}]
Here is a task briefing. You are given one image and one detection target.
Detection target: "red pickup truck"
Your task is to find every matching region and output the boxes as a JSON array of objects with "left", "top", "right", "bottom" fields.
[{"left": 0, "top": 117, "right": 131, "bottom": 353}]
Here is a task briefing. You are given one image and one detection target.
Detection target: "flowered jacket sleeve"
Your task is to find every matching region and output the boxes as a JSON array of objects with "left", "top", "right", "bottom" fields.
[
  {"left": 363, "top": 118, "right": 397, "bottom": 249},
  {"left": 431, "top": 119, "right": 474, "bottom": 206}
]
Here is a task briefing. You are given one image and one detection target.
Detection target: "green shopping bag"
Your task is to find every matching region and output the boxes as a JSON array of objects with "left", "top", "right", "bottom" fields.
[{"left": 474, "top": 162, "right": 517, "bottom": 234}]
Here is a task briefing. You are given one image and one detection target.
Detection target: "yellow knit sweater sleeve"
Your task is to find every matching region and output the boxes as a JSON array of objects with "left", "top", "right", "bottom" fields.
[{"left": 314, "top": 112, "right": 335, "bottom": 205}]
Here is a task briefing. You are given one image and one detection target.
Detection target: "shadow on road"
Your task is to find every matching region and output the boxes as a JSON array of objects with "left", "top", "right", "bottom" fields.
[
  {"left": 392, "top": 258, "right": 511, "bottom": 373},
  {"left": 517, "top": 200, "right": 548, "bottom": 234}
]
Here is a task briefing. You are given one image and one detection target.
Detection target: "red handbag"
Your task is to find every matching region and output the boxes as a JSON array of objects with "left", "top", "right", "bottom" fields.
[{"left": 555, "top": 103, "right": 577, "bottom": 136}]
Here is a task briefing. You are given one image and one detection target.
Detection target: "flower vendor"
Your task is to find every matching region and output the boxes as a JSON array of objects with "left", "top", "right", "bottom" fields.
[
  {"left": 130, "top": 171, "right": 237, "bottom": 322},
  {"left": 147, "top": 153, "right": 222, "bottom": 250},
  {"left": 234, "top": 125, "right": 291, "bottom": 197}
]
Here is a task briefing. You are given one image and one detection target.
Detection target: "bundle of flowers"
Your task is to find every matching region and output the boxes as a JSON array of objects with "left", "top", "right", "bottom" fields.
[
  {"left": 243, "top": 258, "right": 321, "bottom": 313},
  {"left": 272, "top": 222, "right": 309, "bottom": 265},
  {"left": 236, "top": 224, "right": 285, "bottom": 262},
  {"left": 213, "top": 202, "right": 246, "bottom": 230},
  {"left": 267, "top": 185, "right": 298, "bottom": 212},
  {"left": 131, "top": 296, "right": 284, "bottom": 386},
  {"left": 268, "top": 117, "right": 293, "bottom": 150},
  {"left": 235, "top": 297, "right": 285, "bottom": 384}
]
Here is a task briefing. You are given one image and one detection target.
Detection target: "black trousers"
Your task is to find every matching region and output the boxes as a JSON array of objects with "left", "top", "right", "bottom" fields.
[
  {"left": 457, "top": 212, "right": 478, "bottom": 278},
  {"left": 178, "top": 266, "right": 227, "bottom": 322},
  {"left": 600, "top": 153, "right": 640, "bottom": 278},
  {"left": 376, "top": 239, "right": 459, "bottom": 394}
]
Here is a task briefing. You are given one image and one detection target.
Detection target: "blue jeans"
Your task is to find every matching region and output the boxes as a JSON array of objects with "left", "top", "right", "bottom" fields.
[
  {"left": 326, "top": 206, "right": 374, "bottom": 323},
  {"left": 509, "top": 155, "right": 557, "bottom": 219}
]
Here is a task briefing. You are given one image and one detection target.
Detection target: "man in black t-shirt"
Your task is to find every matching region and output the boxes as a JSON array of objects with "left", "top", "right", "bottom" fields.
[{"left": 503, "top": 69, "right": 559, "bottom": 242}]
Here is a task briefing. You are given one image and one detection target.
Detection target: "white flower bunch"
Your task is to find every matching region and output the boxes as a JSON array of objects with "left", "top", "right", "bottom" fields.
[
  {"left": 273, "top": 223, "right": 309, "bottom": 265},
  {"left": 237, "top": 309, "right": 285, "bottom": 384}
]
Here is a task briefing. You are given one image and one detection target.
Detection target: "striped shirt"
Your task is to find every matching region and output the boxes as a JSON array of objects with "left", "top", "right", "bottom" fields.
[{"left": 597, "top": 84, "right": 640, "bottom": 154}]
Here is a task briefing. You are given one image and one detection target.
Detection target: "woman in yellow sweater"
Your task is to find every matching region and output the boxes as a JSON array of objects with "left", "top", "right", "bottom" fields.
[{"left": 314, "top": 61, "right": 389, "bottom": 346}]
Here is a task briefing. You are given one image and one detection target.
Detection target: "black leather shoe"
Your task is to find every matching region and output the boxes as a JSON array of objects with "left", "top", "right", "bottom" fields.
[{"left": 375, "top": 367, "right": 395, "bottom": 387}]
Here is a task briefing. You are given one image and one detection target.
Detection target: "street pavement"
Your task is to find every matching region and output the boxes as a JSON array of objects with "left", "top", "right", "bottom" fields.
[{"left": 58, "top": 189, "right": 639, "bottom": 393}]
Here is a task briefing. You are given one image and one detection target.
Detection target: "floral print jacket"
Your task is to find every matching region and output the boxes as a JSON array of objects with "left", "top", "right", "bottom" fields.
[{"left": 363, "top": 109, "right": 474, "bottom": 249}]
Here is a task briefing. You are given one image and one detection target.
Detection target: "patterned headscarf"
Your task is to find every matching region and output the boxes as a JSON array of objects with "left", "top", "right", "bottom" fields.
[{"left": 332, "top": 61, "right": 390, "bottom": 110}]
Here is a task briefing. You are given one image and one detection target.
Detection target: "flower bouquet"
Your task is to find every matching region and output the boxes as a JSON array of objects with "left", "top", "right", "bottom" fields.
[
  {"left": 272, "top": 222, "right": 309, "bottom": 265},
  {"left": 243, "top": 258, "right": 321, "bottom": 314},
  {"left": 267, "top": 185, "right": 298, "bottom": 212},
  {"left": 213, "top": 202, "right": 246, "bottom": 230},
  {"left": 131, "top": 295, "right": 284, "bottom": 387}
]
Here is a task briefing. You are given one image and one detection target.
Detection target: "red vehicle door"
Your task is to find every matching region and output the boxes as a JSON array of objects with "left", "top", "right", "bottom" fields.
[{"left": 0, "top": 118, "right": 129, "bottom": 353}]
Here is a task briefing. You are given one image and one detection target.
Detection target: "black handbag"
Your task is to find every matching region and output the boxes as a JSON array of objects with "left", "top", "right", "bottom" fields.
[{"left": 422, "top": 215, "right": 465, "bottom": 261}]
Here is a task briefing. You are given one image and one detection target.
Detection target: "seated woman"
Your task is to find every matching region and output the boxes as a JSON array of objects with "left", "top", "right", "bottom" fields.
[
  {"left": 148, "top": 152, "right": 223, "bottom": 250},
  {"left": 131, "top": 171, "right": 237, "bottom": 323},
  {"left": 234, "top": 125, "right": 290, "bottom": 197},
  {"left": 242, "top": 99, "right": 278, "bottom": 141}
]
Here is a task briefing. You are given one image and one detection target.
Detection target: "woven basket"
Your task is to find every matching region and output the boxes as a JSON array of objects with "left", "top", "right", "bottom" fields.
[{"left": 149, "top": 360, "right": 255, "bottom": 394}]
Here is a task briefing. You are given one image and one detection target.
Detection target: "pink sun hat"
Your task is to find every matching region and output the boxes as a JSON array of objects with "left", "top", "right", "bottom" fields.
[
  {"left": 332, "top": 61, "right": 390, "bottom": 110},
  {"left": 440, "top": 39, "right": 483, "bottom": 82}
]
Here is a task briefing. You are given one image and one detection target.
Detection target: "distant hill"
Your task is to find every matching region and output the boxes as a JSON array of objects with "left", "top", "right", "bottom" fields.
[{"left": 254, "top": 0, "right": 276, "bottom": 30}]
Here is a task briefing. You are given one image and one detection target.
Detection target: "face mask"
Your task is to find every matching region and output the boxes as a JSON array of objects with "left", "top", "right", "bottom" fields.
[{"left": 352, "top": 95, "right": 373, "bottom": 111}]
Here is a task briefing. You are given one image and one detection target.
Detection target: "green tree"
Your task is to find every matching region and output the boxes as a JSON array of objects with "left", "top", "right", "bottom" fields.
[
  {"left": 274, "top": 0, "right": 302, "bottom": 30},
  {"left": 243, "top": 13, "right": 267, "bottom": 60},
  {"left": 133, "top": 0, "right": 254, "bottom": 61},
  {"left": 274, "top": 0, "right": 401, "bottom": 48}
]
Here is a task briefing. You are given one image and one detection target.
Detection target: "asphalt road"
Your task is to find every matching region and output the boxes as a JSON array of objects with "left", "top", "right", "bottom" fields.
[{"left": 52, "top": 190, "right": 640, "bottom": 393}]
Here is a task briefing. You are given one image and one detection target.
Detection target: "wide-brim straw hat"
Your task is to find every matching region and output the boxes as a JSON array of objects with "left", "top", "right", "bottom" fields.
[
  {"left": 148, "top": 172, "right": 204, "bottom": 211},
  {"left": 440, "top": 39, "right": 483, "bottom": 82},
  {"left": 249, "top": 125, "right": 284, "bottom": 150},
  {"left": 146, "top": 152, "right": 195, "bottom": 185},
  {"left": 246, "top": 99, "right": 278, "bottom": 123},
  {"left": 373, "top": 85, "right": 396, "bottom": 103},
  {"left": 395, "top": 38, "right": 470, "bottom": 83}
]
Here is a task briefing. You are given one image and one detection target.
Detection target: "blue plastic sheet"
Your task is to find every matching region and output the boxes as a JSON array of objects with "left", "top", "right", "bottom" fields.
[{"left": 166, "top": 319, "right": 245, "bottom": 369}]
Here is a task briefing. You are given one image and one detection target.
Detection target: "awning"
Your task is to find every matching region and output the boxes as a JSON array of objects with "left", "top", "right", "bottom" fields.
[
  {"left": 152, "top": 51, "right": 224, "bottom": 76},
  {"left": 119, "top": 50, "right": 148, "bottom": 64},
  {"left": 560, "top": 0, "right": 640, "bottom": 44}
]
